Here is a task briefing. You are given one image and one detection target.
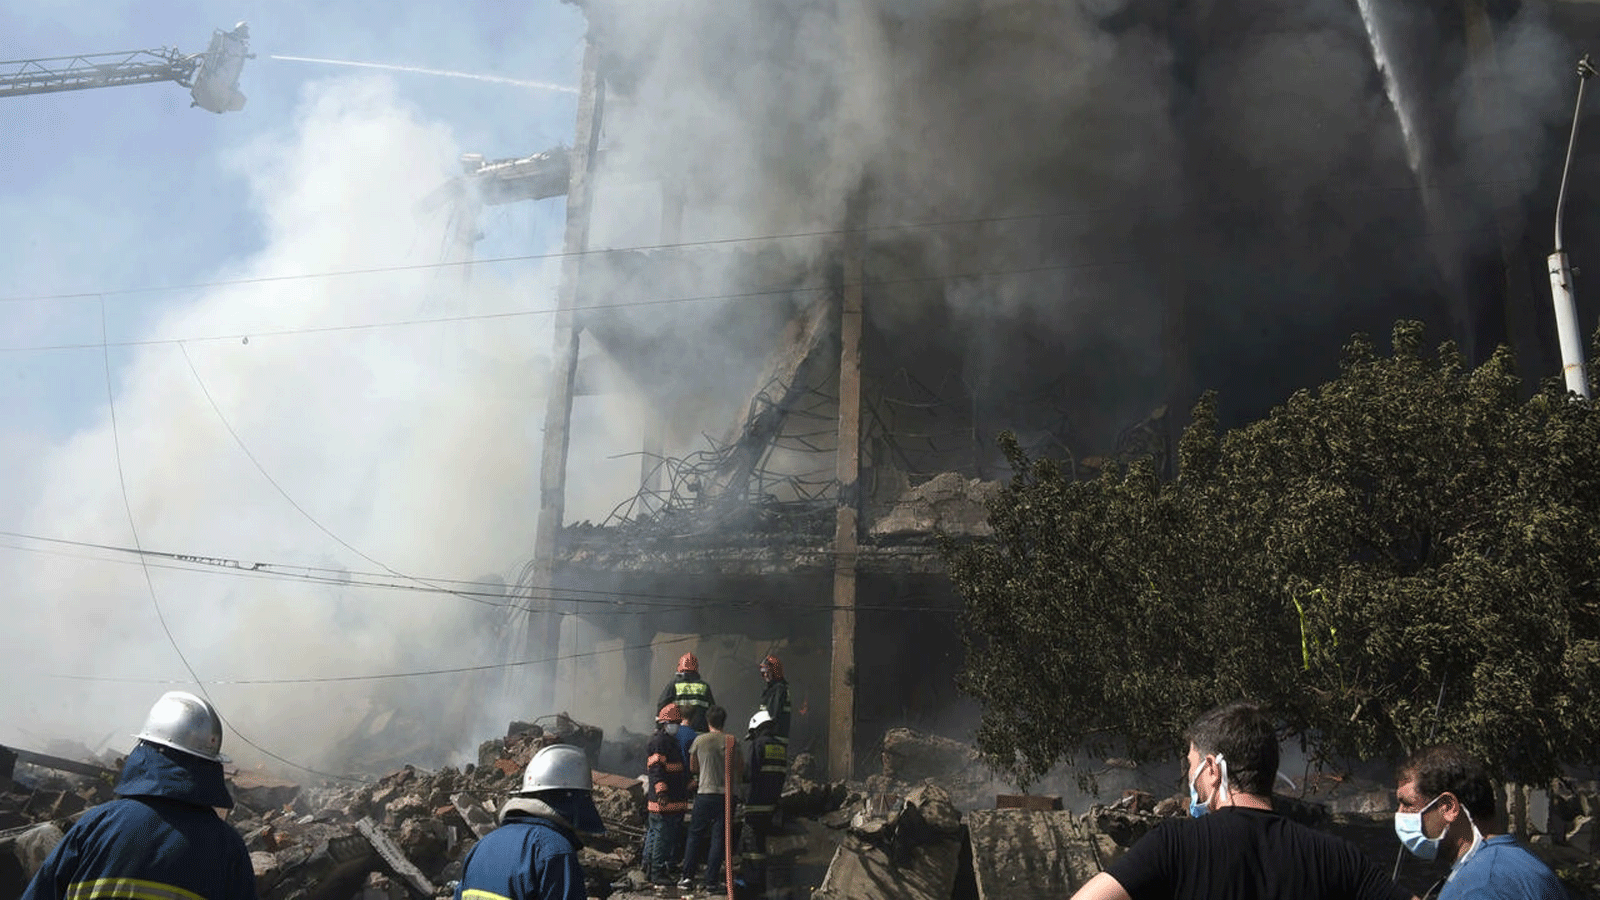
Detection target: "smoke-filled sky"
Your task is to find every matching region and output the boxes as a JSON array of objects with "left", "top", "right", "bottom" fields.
[
  {"left": 2, "top": 0, "right": 1596, "bottom": 781},
  {"left": 0, "top": 0, "right": 601, "bottom": 775}
]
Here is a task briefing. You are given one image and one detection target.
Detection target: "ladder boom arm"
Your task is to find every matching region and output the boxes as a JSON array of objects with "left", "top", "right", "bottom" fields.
[{"left": 0, "top": 48, "right": 199, "bottom": 99}]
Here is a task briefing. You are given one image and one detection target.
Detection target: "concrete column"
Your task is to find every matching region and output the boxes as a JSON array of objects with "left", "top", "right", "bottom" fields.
[
  {"left": 829, "top": 231, "right": 865, "bottom": 781},
  {"left": 527, "top": 40, "right": 606, "bottom": 712}
]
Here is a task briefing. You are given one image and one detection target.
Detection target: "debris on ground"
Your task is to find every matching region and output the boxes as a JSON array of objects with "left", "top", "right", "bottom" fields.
[{"left": 4, "top": 725, "right": 1600, "bottom": 900}]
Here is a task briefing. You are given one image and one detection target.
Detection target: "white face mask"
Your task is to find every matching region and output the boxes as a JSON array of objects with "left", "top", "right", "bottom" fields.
[
  {"left": 664, "top": 723, "right": 680, "bottom": 735},
  {"left": 1393, "top": 794, "right": 1444, "bottom": 860}
]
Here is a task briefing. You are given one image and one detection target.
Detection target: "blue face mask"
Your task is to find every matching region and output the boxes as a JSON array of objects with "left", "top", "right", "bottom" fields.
[
  {"left": 1187, "top": 754, "right": 1228, "bottom": 818},
  {"left": 1393, "top": 793, "right": 1444, "bottom": 859}
]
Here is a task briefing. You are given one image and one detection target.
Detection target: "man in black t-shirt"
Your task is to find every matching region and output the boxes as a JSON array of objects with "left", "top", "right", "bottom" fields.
[{"left": 1070, "top": 701, "right": 1419, "bottom": 900}]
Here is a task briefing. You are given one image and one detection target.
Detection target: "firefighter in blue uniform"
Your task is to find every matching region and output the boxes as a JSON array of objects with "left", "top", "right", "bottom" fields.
[
  {"left": 21, "top": 691, "right": 256, "bottom": 900},
  {"left": 455, "top": 743, "right": 605, "bottom": 900}
]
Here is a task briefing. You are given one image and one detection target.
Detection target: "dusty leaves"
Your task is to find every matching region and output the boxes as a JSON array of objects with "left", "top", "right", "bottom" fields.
[{"left": 945, "top": 321, "right": 1600, "bottom": 789}]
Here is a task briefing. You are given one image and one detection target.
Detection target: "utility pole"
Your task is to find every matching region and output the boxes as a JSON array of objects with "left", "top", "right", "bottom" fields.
[
  {"left": 527, "top": 39, "right": 605, "bottom": 710},
  {"left": 829, "top": 211, "right": 865, "bottom": 782},
  {"left": 1547, "top": 54, "right": 1596, "bottom": 399}
]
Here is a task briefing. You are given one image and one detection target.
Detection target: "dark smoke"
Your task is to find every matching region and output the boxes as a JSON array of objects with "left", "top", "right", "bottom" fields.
[
  {"left": 572, "top": 0, "right": 1589, "bottom": 462},
  {"left": 543, "top": 0, "right": 1593, "bottom": 761}
]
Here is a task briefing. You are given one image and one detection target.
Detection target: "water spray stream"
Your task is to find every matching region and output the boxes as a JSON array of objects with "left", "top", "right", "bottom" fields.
[
  {"left": 1355, "top": 0, "right": 1424, "bottom": 176},
  {"left": 272, "top": 55, "right": 577, "bottom": 93}
]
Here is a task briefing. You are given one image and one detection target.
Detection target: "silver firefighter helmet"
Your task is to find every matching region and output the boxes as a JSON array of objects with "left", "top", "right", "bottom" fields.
[
  {"left": 519, "top": 744, "right": 594, "bottom": 795},
  {"left": 134, "top": 690, "right": 228, "bottom": 763}
]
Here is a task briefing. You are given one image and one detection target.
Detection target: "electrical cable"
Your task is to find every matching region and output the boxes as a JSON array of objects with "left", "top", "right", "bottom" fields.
[
  {"left": 178, "top": 342, "right": 505, "bottom": 610},
  {"left": 0, "top": 228, "right": 1505, "bottom": 354},
  {"left": 96, "top": 302, "right": 387, "bottom": 782},
  {"left": 0, "top": 173, "right": 1536, "bottom": 308},
  {"left": 28, "top": 634, "right": 700, "bottom": 687},
  {"left": 0, "top": 529, "right": 964, "bottom": 615}
]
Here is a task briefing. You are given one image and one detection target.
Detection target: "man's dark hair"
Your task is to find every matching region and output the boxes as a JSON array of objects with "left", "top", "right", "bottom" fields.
[
  {"left": 1183, "top": 700, "right": 1278, "bottom": 796},
  {"left": 707, "top": 705, "right": 727, "bottom": 729},
  {"left": 1396, "top": 745, "right": 1496, "bottom": 821}
]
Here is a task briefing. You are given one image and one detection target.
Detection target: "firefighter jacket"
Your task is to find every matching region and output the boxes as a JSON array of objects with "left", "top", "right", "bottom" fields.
[
  {"left": 657, "top": 673, "right": 715, "bottom": 731},
  {"left": 645, "top": 727, "right": 691, "bottom": 815},
  {"left": 21, "top": 742, "right": 255, "bottom": 900},
  {"left": 455, "top": 798, "right": 587, "bottom": 900},
  {"left": 744, "top": 733, "right": 788, "bottom": 815},
  {"left": 759, "top": 678, "right": 792, "bottom": 742}
]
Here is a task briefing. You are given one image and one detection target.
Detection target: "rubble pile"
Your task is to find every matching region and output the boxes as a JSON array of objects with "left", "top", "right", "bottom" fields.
[
  {"left": 1, "top": 718, "right": 648, "bottom": 900},
  {"left": 6, "top": 726, "right": 1600, "bottom": 900}
]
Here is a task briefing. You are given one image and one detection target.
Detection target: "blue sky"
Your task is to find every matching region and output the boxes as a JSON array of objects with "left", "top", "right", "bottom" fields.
[{"left": 0, "top": 1, "right": 651, "bottom": 769}]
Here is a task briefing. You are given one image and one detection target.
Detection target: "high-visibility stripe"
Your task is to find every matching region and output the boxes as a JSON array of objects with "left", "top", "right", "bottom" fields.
[
  {"left": 664, "top": 762, "right": 685, "bottom": 771},
  {"left": 462, "top": 890, "right": 513, "bottom": 900},
  {"left": 674, "top": 683, "right": 710, "bottom": 708},
  {"left": 66, "top": 879, "right": 206, "bottom": 900},
  {"left": 744, "top": 803, "right": 777, "bottom": 814},
  {"left": 648, "top": 799, "right": 691, "bottom": 813}
]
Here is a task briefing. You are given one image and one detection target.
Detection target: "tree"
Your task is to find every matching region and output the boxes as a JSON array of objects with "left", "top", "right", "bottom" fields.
[{"left": 945, "top": 321, "right": 1600, "bottom": 790}]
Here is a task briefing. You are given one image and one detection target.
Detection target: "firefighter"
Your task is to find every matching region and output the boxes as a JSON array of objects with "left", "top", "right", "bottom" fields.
[
  {"left": 658, "top": 651, "right": 716, "bottom": 733},
  {"left": 757, "top": 654, "right": 792, "bottom": 744},
  {"left": 740, "top": 709, "right": 789, "bottom": 896},
  {"left": 21, "top": 691, "right": 256, "bottom": 900},
  {"left": 455, "top": 744, "right": 605, "bottom": 900},
  {"left": 644, "top": 705, "right": 691, "bottom": 885}
]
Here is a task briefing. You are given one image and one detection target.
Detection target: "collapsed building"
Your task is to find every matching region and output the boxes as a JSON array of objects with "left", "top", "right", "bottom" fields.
[{"left": 482, "top": 0, "right": 1600, "bottom": 783}]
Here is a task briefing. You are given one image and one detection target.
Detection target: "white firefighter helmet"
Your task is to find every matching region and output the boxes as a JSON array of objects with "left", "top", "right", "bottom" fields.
[
  {"left": 519, "top": 744, "right": 594, "bottom": 795},
  {"left": 747, "top": 709, "right": 775, "bottom": 737},
  {"left": 134, "top": 690, "right": 229, "bottom": 763}
]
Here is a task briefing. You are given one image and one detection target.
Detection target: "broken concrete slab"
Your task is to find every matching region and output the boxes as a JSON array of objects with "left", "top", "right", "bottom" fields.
[
  {"left": 880, "top": 728, "right": 980, "bottom": 784},
  {"left": 451, "top": 792, "right": 498, "bottom": 838},
  {"left": 356, "top": 816, "right": 436, "bottom": 899},
  {"left": 869, "top": 472, "right": 1001, "bottom": 538},
  {"left": 965, "top": 809, "right": 1116, "bottom": 900},
  {"left": 812, "top": 831, "right": 962, "bottom": 900},
  {"left": 815, "top": 781, "right": 965, "bottom": 900},
  {"left": 229, "top": 769, "right": 303, "bottom": 815}
]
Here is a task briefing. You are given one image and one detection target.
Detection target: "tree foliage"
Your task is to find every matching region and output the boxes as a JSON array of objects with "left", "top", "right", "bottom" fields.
[{"left": 945, "top": 322, "right": 1600, "bottom": 790}]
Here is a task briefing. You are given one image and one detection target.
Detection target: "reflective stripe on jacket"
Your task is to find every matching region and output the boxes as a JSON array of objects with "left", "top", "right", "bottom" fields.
[
  {"left": 646, "top": 729, "right": 691, "bottom": 815},
  {"left": 658, "top": 674, "right": 716, "bottom": 730},
  {"left": 744, "top": 734, "right": 788, "bottom": 814}
]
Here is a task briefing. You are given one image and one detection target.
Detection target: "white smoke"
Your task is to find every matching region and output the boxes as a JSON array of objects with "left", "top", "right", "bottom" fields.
[{"left": 0, "top": 76, "right": 579, "bottom": 774}]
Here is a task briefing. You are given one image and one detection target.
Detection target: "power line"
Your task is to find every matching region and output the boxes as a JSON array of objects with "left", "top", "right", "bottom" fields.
[
  {"left": 0, "top": 227, "right": 1504, "bottom": 354},
  {"left": 0, "top": 529, "right": 963, "bottom": 615},
  {"left": 93, "top": 322, "right": 395, "bottom": 783},
  {"left": 178, "top": 343, "right": 504, "bottom": 610},
  {"left": 29, "top": 634, "right": 700, "bottom": 686},
  {"left": 0, "top": 174, "right": 1536, "bottom": 307}
]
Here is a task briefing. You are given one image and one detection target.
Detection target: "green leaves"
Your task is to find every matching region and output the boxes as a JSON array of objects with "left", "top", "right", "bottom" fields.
[{"left": 946, "top": 322, "right": 1600, "bottom": 787}]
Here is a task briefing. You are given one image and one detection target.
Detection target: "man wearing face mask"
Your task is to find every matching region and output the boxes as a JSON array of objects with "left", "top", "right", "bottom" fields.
[
  {"left": 1070, "top": 701, "right": 1416, "bottom": 900},
  {"left": 1393, "top": 745, "right": 1567, "bottom": 899}
]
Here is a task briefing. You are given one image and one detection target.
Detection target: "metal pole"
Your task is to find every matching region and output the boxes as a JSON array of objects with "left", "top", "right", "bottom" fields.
[{"left": 1547, "top": 54, "right": 1596, "bottom": 398}]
